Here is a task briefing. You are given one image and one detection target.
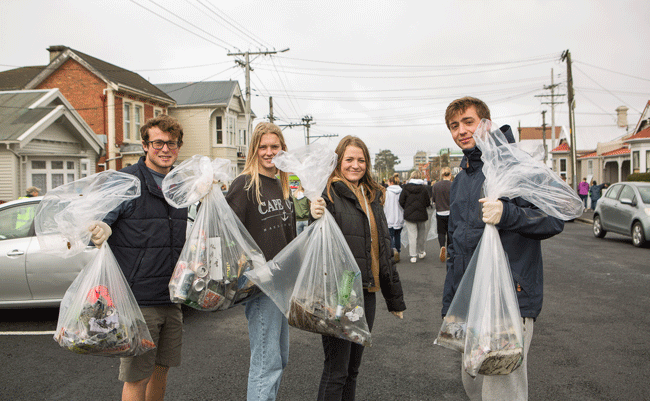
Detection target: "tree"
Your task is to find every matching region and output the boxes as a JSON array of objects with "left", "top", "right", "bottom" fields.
[{"left": 374, "top": 149, "right": 400, "bottom": 181}]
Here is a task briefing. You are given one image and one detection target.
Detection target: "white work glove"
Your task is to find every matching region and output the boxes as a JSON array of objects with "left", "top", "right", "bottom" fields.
[
  {"left": 89, "top": 221, "right": 112, "bottom": 248},
  {"left": 391, "top": 311, "right": 404, "bottom": 320},
  {"left": 310, "top": 197, "right": 326, "bottom": 219},
  {"left": 479, "top": 198, "right": 503, "bottom": 225}
]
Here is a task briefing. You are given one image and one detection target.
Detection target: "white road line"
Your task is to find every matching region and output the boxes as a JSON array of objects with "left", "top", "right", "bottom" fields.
[{"left": 0, "top": 331, "right": 55, "bottom": 335}]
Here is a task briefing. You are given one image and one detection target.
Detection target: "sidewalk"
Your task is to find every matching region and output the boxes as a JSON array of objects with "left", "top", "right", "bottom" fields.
[{"left": 575, "top": 209, "right": 594, "bottom": 224}]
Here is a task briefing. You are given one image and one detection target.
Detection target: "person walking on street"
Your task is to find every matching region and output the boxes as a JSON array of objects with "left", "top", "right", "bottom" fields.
[
  {"left": 578, "top": 178, "right": 589, "bottom": 211},
  {"left": 226, "top": 122, "right": 296, "bottom": 401},
  {"left": 399, "top": 170, "right": 431, "bottom": 263},
  {"left": 442, "top": 97, "right": 564, "bottom": 401},
  {"left": 589, "top": 181, "right": 607, "bottom": 211},
  {"left": 309, "top": 135, "right": 406, "bottom": 401},
  {"left": 384, "top": 175, "right": 404, "bottom": 262},
  {"left": 19, "top": 186, "right": 40, "bottom": 199},
  {"left": 88, "top": 114, "right": 188, "bottom": 401},
  {"left": 432, "top": 167, "right": 452, "bottom": 263},
  {"left": 293, "top": 184, "right": 310, "bottom": 235}
]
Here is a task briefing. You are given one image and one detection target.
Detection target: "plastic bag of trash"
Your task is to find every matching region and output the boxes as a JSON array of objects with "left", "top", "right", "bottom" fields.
[
  {"left": 163, "top": 155, "right": 266, "bottom": 311},
  {"left": 436, "top": 120, "right": 581, "bottom": 377},
  {"left": 245, "top": 144, "right": 371, "bottom": 346},
  {"left": 34, "top": 171, "right": 140, "bottom": 258},
  {"left": 54, "top": 243, "right": 155, "bottom": 357}
]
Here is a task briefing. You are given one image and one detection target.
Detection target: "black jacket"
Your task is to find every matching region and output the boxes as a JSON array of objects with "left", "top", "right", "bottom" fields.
[
  {"left": 442, "top": 126, "right": 564, "bottom": 319},
  {"left": 107, "top": 156, "right": 187, "bottom": 306},
  {"left": 399, "top": 182, "right": 431, "bottom": 222},
  {"left": 323, "top": 181, "right": 406, "bottom": 312}
]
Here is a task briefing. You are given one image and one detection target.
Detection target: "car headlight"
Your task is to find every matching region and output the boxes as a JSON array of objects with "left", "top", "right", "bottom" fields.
[{"left": 645, "top": 208, "right": 650, "bottom": 217}]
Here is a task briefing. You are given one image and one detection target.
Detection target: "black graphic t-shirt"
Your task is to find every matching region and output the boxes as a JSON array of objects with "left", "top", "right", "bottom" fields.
[{"left": 226, "top": 173, "right": 296, "bottom": 260}]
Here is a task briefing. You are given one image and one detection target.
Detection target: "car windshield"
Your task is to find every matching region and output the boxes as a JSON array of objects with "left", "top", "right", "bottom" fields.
[{"left": 637, "top": 186, "right": 650, "bottom": 204}]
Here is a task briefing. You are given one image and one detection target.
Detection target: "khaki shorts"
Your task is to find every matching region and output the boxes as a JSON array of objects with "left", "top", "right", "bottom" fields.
[{"left": 119, "top": 304, "right": 183, "bottom": 383}]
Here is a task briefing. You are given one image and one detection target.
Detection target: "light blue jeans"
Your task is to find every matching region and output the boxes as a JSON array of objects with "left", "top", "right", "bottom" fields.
[
  {"left": 245, "top": 293, "right": 290, "bottom": 401},
  {"left": 296, "top": 219, "right": 309, "bottom": 235}
]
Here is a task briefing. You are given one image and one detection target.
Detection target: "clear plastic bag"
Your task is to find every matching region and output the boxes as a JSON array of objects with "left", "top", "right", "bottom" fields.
[
  {"left": 245, "top": 144, "right": 372, "bottom": 346},
  {"left": 35, "top": 170, "right": 141, "bottom": 258},
  {"left": 435, "top": 120, "right": 581, "bottom": 377},
  {"left": 163, "top": 155, "right": 266, "bottom": 311},
  {"left": 54, "top": 243, "right": 155, "bottom": 357}
]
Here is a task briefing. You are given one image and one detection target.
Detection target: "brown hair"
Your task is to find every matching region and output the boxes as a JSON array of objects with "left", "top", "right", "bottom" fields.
[
  {"left": 440, "top": 167, "right": 452, "bottom": 179},
  {"left": 140, "top": 114, "right": 184, "bottom": 144},
  {"left": 445, "top": 96, "right": 491, "bottom": 129},
  {"left": 240, "top": 122, "right": 291, "bottom": 203},
  {"left": 326, "top": 135, "right": 385, "bottom": 204}
]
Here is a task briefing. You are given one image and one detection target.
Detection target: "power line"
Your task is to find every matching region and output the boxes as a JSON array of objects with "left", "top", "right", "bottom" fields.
[{"left": 574, "top": 60, "right": 650, "bottom": 82}]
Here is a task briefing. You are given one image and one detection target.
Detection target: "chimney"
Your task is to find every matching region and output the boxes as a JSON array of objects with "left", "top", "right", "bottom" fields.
[
  {"left": 47, "top": 45, "right": 67, "bottom": 62},
  {"left": 616, "top": 106, "right": 628, "bottom": 128}
]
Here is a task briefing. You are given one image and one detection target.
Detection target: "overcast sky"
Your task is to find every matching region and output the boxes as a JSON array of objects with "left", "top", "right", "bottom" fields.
[{"left": 1, "top": 0, "right": 648, "bottom": 169}]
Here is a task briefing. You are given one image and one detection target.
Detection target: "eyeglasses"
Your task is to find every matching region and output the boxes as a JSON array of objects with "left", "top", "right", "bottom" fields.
[{"left": 148, "top": 140, "right": 179, "bottom": 150}]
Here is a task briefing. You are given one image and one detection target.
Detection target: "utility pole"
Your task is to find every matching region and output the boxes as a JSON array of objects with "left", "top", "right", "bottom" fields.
[
  {"left": 268, "top": 96, "right": 274, "bottom": 123},
  {"left": 279, "top": 115, "right": 337, "bottom": 144},
  {"left": 541, "top": 110, "right": 548, "bottom": 164},
  {"left": 534, "top": 68, "right": 564, "bottom": 150},
  {"left": 561, "top": 49, "right": 578, "bottom": 190},
  {"left": 228, "top": 48, "right": 289, "bottom": 143}
]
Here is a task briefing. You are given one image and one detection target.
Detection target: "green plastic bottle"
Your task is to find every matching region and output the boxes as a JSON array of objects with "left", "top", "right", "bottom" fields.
[{"left": 336, "top": 271, "right": 356, "bottom": 320}]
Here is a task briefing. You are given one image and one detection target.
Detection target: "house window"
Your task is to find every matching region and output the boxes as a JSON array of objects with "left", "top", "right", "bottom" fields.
[
  {"left": 239, "top": 129, "right": 246, "bottom": 145},
  {"left": 588, "top": 160, "right": 593, "bottom": 175},
  {"left": 559, "top": 158, "right": 567, "bottom": 177},
  {"left": 28, "top": 159, "right": 77, "bottom": 194},
  {"left": 228, "top": 116, "right": 236, "bottom": 145},
  {"left": 81, "top": 159, "right": 89, "bottom": 178},
  {"left": 154, "top": 108, "right": 163, "bottom": 117},
  {"left": 124, "top": 103, "right": 132, "bottom": 141},
  {"left": 646, "top": 151, "right": 650, "bottom": 173},
  {"left": 135, "top": 105, "right": 142, "bottom": 138},
  {"left": 633, "top": 151, "right": 640, "bottom": 173},
  {"left": 216, "top": 116, "right": 223, "bottom": 144}
]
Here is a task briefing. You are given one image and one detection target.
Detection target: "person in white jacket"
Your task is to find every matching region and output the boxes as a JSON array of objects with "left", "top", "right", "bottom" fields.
[{"left": 383, "top": 174, "right": 405, "bottom": 262}]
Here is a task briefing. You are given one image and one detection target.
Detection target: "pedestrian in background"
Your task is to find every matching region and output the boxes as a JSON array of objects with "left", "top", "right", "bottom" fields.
[
  {"left": 19, "top": 186, "right": 40, "bottom": 199},
  {"left": 578, "top": 177, "right": 589, "bottom": 211},
  {"left": 399, "top": 170, "right": 431, "bottom": 263},
  {"left": 292, "top": 184, "right": 310, "bottom": 235},
  {"left": 384, "top": 174, "right": 404, "bottom": 262},
  {"left": 442, "top": 96, "right": 564, "bottom": 400},
  {"left": 589, "top": 181, "right": 607, "bottom": 211},
  {"left": 309, "top": 135, "right": 406, "bottom": 401},
  {"left": 226, "top": 122, "right": 296, "bottom": 401},
  {"left": 89, "top": 114, "right": 188, "bottom": 401},
  {"left": 432, "top": 167, "right": 452, "bottom": 263}
]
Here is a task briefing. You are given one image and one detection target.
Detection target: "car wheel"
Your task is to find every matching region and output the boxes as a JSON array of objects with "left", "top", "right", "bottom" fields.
[
  {"left": 632, "top": 222, "right": 646, "bottom": 247},
  {"left": 593, "top": 215, "right": 606, "bottom": 238}
]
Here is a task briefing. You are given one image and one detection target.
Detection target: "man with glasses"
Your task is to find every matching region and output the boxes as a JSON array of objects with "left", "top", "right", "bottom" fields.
[{"left": 88, "top": 114, "right": 187, "bottom": 401}]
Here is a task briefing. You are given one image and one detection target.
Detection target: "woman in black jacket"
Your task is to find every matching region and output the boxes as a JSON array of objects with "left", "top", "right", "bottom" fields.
[
  {"left": 310, "top": 135, "right": 406, "bottom": 401},
  {"left": 399, "top": 170, "right": 431, "bottom": 263}
]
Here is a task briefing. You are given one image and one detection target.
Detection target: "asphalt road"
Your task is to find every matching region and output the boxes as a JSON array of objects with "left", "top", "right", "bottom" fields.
[{"left": 1, "top": 220, "right": 649, "bottom": 401}]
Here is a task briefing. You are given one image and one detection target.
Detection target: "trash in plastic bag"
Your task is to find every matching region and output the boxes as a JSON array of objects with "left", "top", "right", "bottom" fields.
[
  {"left": 246, "top": 144, "right": 372, "bottom": 346},
  {"left": 54, "top": 243, "right": 155, "bottom": 357},
  {"left": 35, "top": 170, "right": 141, "bottom": 258},
  {"left": 435, "top": 120, "right": 581, "bottom": 377},
  {"left": 163, "top": 155, "right": 266, "bottom": 311}
]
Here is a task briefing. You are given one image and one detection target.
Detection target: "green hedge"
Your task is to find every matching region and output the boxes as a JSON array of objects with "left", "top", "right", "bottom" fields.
[{"left": 626, "top": 172, "right": 650, "bottom": 182}]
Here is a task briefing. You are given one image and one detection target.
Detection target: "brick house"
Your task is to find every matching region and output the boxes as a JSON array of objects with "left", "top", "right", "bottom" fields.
[{"left": 0, "top": 45, "right": 176, "bottom": 171}]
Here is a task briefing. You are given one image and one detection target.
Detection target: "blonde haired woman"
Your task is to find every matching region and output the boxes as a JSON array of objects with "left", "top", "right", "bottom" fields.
[{"left": 226, "top": 122, "right": 296, "bottom": 401}]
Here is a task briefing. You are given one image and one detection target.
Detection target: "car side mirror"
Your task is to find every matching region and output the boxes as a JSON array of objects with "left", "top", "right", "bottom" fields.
[{"left": 620, "top": 198, "right": 636, "bottom": 206}]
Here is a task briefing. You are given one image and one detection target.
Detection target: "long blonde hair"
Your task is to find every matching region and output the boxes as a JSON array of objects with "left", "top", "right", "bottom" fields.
[
  {"left": 240, "top": 122, "right": 291, "bottom": 204},
  {"left": 326, "top": 135, "right": 385, "bottom": 205}
]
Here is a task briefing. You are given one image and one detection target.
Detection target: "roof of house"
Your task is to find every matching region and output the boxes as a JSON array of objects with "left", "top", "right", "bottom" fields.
[
  {"left": 626, "top": 127, "right": 650, "bottom": 141},
  {"left": 156, "top": 81, "right": 239, "bottom": 106},
  {"left": 579, "top": 151, "right": 599, "bottom": 159},
  {"left": 0, "top": 91, "right": 52, "bottom": 140},
  {"left": 0, "top": 46, "right": 174, "bottom": 103},
  {"left": 0, "top": 66, "right": 46, "bottom": 90},
  {"left": 601, "top": 147, "right": 630, "bottom": 157},
  {"left": 551, "top": 142, "right": 570, "bottom": 152}
]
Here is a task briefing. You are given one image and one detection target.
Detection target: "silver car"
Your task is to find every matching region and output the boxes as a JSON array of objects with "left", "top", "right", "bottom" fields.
[
  {"left": 0, "top": 196, "right": 98, "bottom": 308},
  {"left": 593, "top": 182, "right": 650, "bottom": 247}
]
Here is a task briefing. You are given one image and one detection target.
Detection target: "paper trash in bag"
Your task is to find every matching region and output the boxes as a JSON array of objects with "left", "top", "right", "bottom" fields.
[
  {"left": 35, "top": 171, "right": 141, "bottom": 258},
  {"left": 435, "top": 120, "right": 581, "bottom": 377},
  {"left": 163, "top": 155, "right": 266, "bottom": 311},
  {"left": 246, "top": 144, "right": 372, "bottom": 346},
  {"left": 54, "top": 243, "right": 155, "bottom": 357}
]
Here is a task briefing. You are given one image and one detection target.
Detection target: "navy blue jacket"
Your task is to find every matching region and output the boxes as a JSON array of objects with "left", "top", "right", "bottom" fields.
[
  {"left": 106, "top": 156, "right": 187, "bottom": 306},
  {"left": 442, "top": 126, "right": 564, "bottom": 319}
]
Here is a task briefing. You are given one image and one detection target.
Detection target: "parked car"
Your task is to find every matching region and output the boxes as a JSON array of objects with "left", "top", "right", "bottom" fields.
[
  {"left": 0, "top": 196, "right": 98, "bottom": 308},
  {"left": 593, "top": 182, "right": 650, "bottom": 247}
]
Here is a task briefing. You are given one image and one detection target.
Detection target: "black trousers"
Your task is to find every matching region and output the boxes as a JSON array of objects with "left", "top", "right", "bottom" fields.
[
  {"left": 436, "top": 214, "right": 449, "bottom": 249},
  {"left": 317, "top": 290, "right": 377, "bottom": 401}
]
